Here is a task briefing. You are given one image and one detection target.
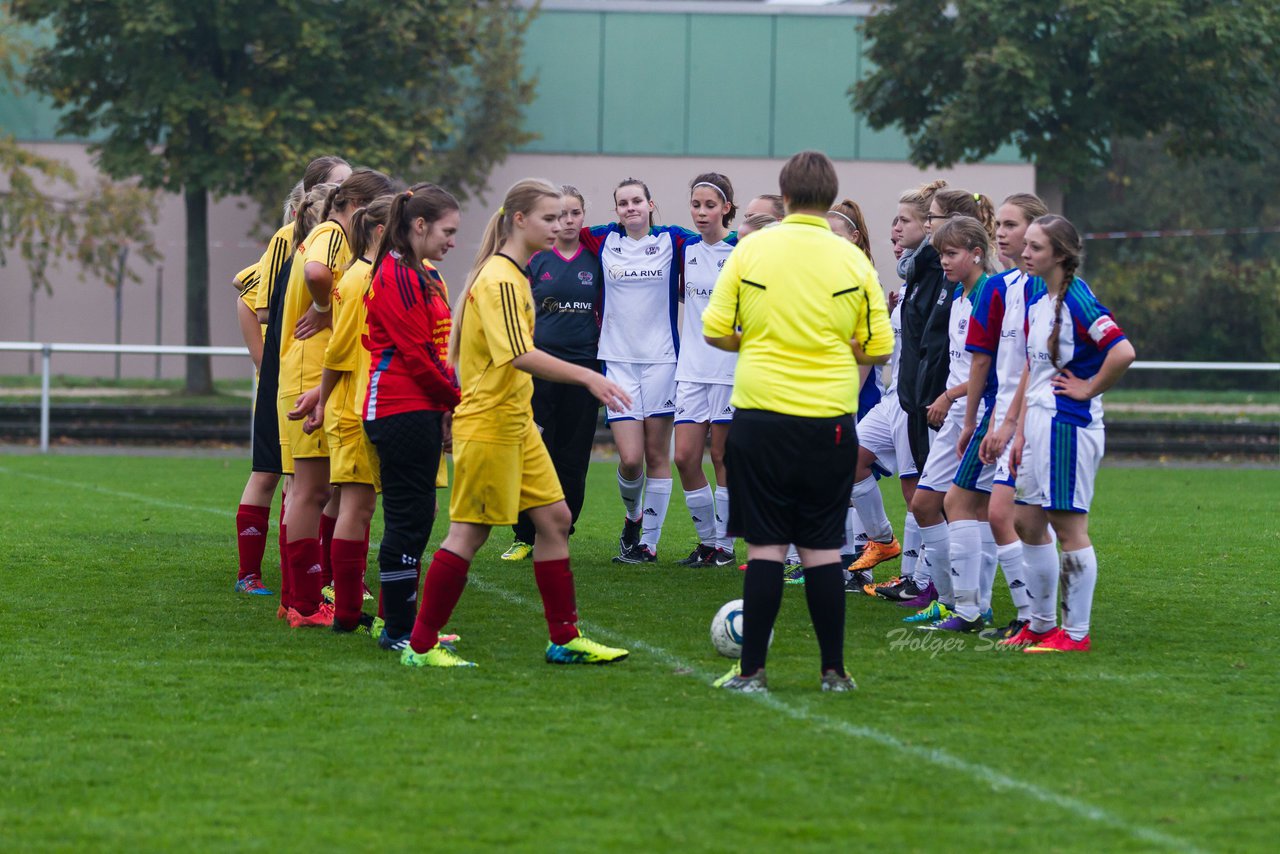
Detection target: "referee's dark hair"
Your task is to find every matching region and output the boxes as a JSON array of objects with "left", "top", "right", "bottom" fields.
[{"left": 778, "top": 150, "right": 838, "bottom": 212}]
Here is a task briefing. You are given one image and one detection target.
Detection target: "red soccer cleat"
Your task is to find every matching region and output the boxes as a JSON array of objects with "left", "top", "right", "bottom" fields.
[{"left": 1024, "top": 629, "right": 1091, "bottom": 653}]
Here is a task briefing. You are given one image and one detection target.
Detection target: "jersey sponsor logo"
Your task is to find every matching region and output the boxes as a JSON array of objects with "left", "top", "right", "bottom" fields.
[
  {"left": 607, "top": 266, "right": 665, "bottom": 280},
  {"left": 541, "top": 298, "right": 595, "bottom": 315},
  {"left": 1000, "top": 328, "right": 1017, "bottom": 339},
  {"left": 685, "top": 286, "right": 714, "bottom": 297},
  {"left": 577, "top": 271, "right": 594, "bottom": 285}
]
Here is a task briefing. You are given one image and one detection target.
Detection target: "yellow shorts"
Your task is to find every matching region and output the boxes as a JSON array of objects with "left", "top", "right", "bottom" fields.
[
  {"left": 327, "top": 425, "right": 380, "bottom": 490},
  {"left": 449, "top": 431, "right": 563, "bottom": 526},
  {"left": 279, "top": 402, "right": 328, "bottom": 460},
  {"left": 436, "top": 454, "right": 449, "bottom": 489},
  {"left": 280, "top": 436, "right": 295, "bottom": 476}
]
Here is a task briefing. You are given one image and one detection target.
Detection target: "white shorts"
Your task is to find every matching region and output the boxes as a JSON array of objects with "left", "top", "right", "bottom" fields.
[
  {"left": 856, "top": 394, "right": 916, "bottom": 478},
  {"left": 603, "top": 360, "right": 677, "bottom": 422},
  {"left": 993, "top": 442, "right": 1017, "bottom": 488},
  {"left": 1015, "top": 407, "right": 1103, "bottom": 513},
  {"left": 675, "top": 381, "right": 734, "bottom": 424},
  {"left": 917, "top": 403, "right": 994, "bottom": 494}
]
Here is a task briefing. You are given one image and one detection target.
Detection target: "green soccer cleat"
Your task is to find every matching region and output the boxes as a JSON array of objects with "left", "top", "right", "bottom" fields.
[
  {"left": 321, "top": 584, "right": 336, "bottom": 604},
  {"left": 903, "top": 600, "right": 951, "bottom": 624},
  {"left": 401, "top": 643, "right": 477, "bottom": 668},
  {"left": 501, "top": 540, "right": 533, "bottom": 561},
  {"left": 713, "top": 661, "right": 768, "bottom": 693},
  {"left": 545, "top": 635, "right": 629, "bottom": 665}
]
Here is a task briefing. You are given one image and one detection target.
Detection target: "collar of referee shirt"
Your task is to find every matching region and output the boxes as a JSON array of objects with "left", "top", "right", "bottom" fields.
[{"left": 780, "top": 212, "right": 834, "bottom": 228}]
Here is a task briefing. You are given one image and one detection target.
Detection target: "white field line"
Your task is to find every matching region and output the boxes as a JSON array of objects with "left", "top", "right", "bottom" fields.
[
  {"left": 3, "top": 463, "right": 1203, "bottom": 853},
  {"left": 468, "top": 573, "right": 1204, "bottom": 854}
]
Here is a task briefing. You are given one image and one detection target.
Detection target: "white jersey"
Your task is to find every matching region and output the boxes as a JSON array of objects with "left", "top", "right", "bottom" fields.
[
  {"left": 883, "top": 284, "right": 906, "bottom": 397},
  {"left": 990, "top": 268, "right": 1028, "bottom": 425},
  {"left": 943, "top": 282, "right": 976, "bottom": 391},
  {"left": 676, "top": 235, "right": 738, "bottom": 384},
  {"left": 585, "top": 224, "right": 691, "bottom": 365}
]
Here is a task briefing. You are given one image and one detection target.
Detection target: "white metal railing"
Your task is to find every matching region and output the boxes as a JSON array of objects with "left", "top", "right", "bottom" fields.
[
  {"left": 0, "top": 342, "right": 250, "bottom": 452},
  {"left": 0, "top": 342, "right": 1276, "bottom": 453}
]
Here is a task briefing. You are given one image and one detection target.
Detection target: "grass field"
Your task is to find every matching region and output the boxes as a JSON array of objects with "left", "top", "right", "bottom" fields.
[{"left": 0, "top": 454, "right": 1277, "bottom": 852}]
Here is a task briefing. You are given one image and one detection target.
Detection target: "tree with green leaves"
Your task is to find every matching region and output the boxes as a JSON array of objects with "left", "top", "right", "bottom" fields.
[
  {"left": 854, "top": 0, "right": 1280, "bottom": 185},
  {"left": 1, "top": 16, "right": 158, "bottom": 298},
  {"left": 13, "top": 0, "right": 536, "bottom": 393}
]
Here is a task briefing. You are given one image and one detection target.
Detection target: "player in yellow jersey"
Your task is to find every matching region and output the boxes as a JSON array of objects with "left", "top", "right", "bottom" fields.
[
  {"left": 293, "top": 194, "right": 393, "bottom": 632},
  {"left": 279, "top": 169, "right": 395, "bottom": 627},
  {"left": 232, "top": 166, "right": 344, "bottom": 598},
  {"left": 400, "top": 178, "right": 633, "bottom": 669}
]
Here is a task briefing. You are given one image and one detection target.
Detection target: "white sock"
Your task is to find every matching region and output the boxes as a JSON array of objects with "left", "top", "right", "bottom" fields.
[
  {"left": 851, "top": 476, "right": 893, "bottom": 543},
  {"left": 997, "top": 541, "right": 1032, "bottom": 622},
  {"left": 1060, "top": 546, "right": 1098, "bottom": 641},
  {"left": 948, "top": 519, "right": 981, "bottom": 620},
  {"left": 978, "top": 522, "right": 997, "bottom": 615},
  {"left": 640, "top": 477, "right": 672, "bottom": 550},
  {"left": 618, "top": 471, "right": 645, "bottom": 522},
  {"left": 684, "top": 484, "right": 716, "bottom": 545},
  {"left": 786, "top": 544, "right": 800, "bottom": 564},
  {"left": 713, "top": 486, "right": 733, "bottom": 552},
  {"left": 1022, "top": 541, "right": 1060, "bottom": 634},
  {"left": 919, "top": 521, "right": 952, "bottom": 605},
  {"left": 901, "top": 512, "right": 921, "bottom": 580}
]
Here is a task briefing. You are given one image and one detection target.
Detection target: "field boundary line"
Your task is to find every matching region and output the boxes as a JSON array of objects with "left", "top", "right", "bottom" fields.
[{"left": 469, "top": 573, "right": 1204, "bottom": 854}]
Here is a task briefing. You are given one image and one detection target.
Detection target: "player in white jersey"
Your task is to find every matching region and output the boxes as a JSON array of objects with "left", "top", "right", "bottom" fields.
[
  {"left": 1000, "top": 215, "right": 1134, "bottom": 653},
  {"left": 581, "top": 179, "right": 696, "bottom": 563},
  {"left": 672, "top": 173, "right": 739, "bottom": 568},
  {"left": 975, "top": 193, "right": 1049, "bottom": 640},
  {"left": 888, "top": 195, "right": 1003, "bottom": 629}
]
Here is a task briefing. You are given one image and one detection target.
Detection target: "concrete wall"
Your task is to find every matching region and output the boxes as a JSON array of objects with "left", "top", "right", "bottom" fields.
[{"left": 0, "top": 146, "right": 1034, "bottom": 380}]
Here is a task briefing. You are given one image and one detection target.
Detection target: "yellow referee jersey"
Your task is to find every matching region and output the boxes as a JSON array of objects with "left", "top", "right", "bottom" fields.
[
  {"left": 278, "top": 219, "right": 350, "bottom": 400},
  {"left": 702, "top": 213, "right": 892, "bottom": 418},
  {"left": 452, "top": 253, "right": 535, "bottom": 444}
]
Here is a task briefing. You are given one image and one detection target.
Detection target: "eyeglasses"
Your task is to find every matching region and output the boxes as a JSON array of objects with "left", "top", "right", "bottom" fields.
[{"left": 925, "top": 213, "right": 954, "bottom": 223}]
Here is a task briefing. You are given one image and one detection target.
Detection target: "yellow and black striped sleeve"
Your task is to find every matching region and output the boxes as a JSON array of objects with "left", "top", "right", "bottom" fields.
[
  {"left": 476, "top": 276, "right": 532, "bottom": 367},
  {"left": 254, "top": 225, "right": 293, "bottom": 312}
]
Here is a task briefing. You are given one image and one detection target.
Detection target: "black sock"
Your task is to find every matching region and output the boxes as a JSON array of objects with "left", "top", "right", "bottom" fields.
[
  {"left": 379, "top": 566, "right": 420, "bottom": 639},
  {"left": 802, "top": 562, "right": 846, "bottom": 674},
  {"left": 741, "top": 559, "right": 785, "bottom": 676}
]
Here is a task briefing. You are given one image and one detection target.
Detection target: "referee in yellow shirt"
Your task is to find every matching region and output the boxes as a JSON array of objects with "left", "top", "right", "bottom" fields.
[{"left": 703, "top": 150, "right": 893, "bottom": 693}]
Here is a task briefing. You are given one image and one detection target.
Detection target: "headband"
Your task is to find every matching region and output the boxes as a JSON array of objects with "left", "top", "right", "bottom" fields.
[
  {"left": 827, "top": 209, "right": 857, "bottom": 231},
  {"left": 692, "top": 181, "right": 727, "bottom": 202}
]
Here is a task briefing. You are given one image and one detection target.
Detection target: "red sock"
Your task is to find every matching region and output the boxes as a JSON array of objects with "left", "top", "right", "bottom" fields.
[
  {"left": 278, "top": 523, "right": 291, "bottom": 609},
  {"left": 288, "top": 537, "right": 324, "bottom": 616},
  {"left": 409, "top": 549, "right": 471, "bottom": 653},
  {"left": 534, "top": 557, "right": 580, "bottom": 645},
  {"left": 330, "top": 538, "right": 367, "bottom": 630},
  {"left": 235, "top": 504, "right": 271, "bottom": 581},
  {"left": 318, "top": 513, "right": 338, "bottom": 587}
]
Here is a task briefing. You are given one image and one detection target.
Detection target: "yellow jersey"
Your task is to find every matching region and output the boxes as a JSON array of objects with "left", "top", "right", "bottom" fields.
[
  {"left": 702, "top": 213, "right": 893, "bottom": 418},
  {"left": 253, "top": 224, "right": 295, "bottom": 314},
  {"left": 278, "top": 219, "right": 350, "bottom": 400},
  {"left": 323, "top": 255, "right": 373, "bottom": 436},
  {"left": 235, "top": 264, "right": 261, "bottom": 314},
  {"left": 452, "top": 253, "right": 535, "bottom": 444}
]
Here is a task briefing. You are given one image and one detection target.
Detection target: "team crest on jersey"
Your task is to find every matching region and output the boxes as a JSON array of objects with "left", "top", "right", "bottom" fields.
[
  {"left": 645, "top": 245, "right": 659, "bottom": 256},
  {"left": 578, "top": 271, "right": 594, "bottom": 285},
  {"left": 717, "top": 259, "right": 725, "bottom": 269}
]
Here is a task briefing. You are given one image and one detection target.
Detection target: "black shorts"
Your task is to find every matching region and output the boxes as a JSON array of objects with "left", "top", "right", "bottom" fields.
[
  {"left": 251, "top": 328, "right": 282, "bottom": 474},
  {"left": 725, "top": 408, "right": 859, "bottom": 550}
]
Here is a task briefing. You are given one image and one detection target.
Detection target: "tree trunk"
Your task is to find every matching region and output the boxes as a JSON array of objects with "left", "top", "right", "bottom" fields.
[{"left": 184, "top": 186, "right": 213, "bottom": 395}]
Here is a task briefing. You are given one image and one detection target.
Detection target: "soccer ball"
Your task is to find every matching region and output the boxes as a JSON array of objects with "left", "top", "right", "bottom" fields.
[{"left": 710, "top": 599, "right": 772, "bottom": 659}]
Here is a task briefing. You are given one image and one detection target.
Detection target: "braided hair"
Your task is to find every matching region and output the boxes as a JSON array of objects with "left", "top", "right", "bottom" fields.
[{"left": 1032, "top": 214, "right": 1084, "bottom": 369}]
